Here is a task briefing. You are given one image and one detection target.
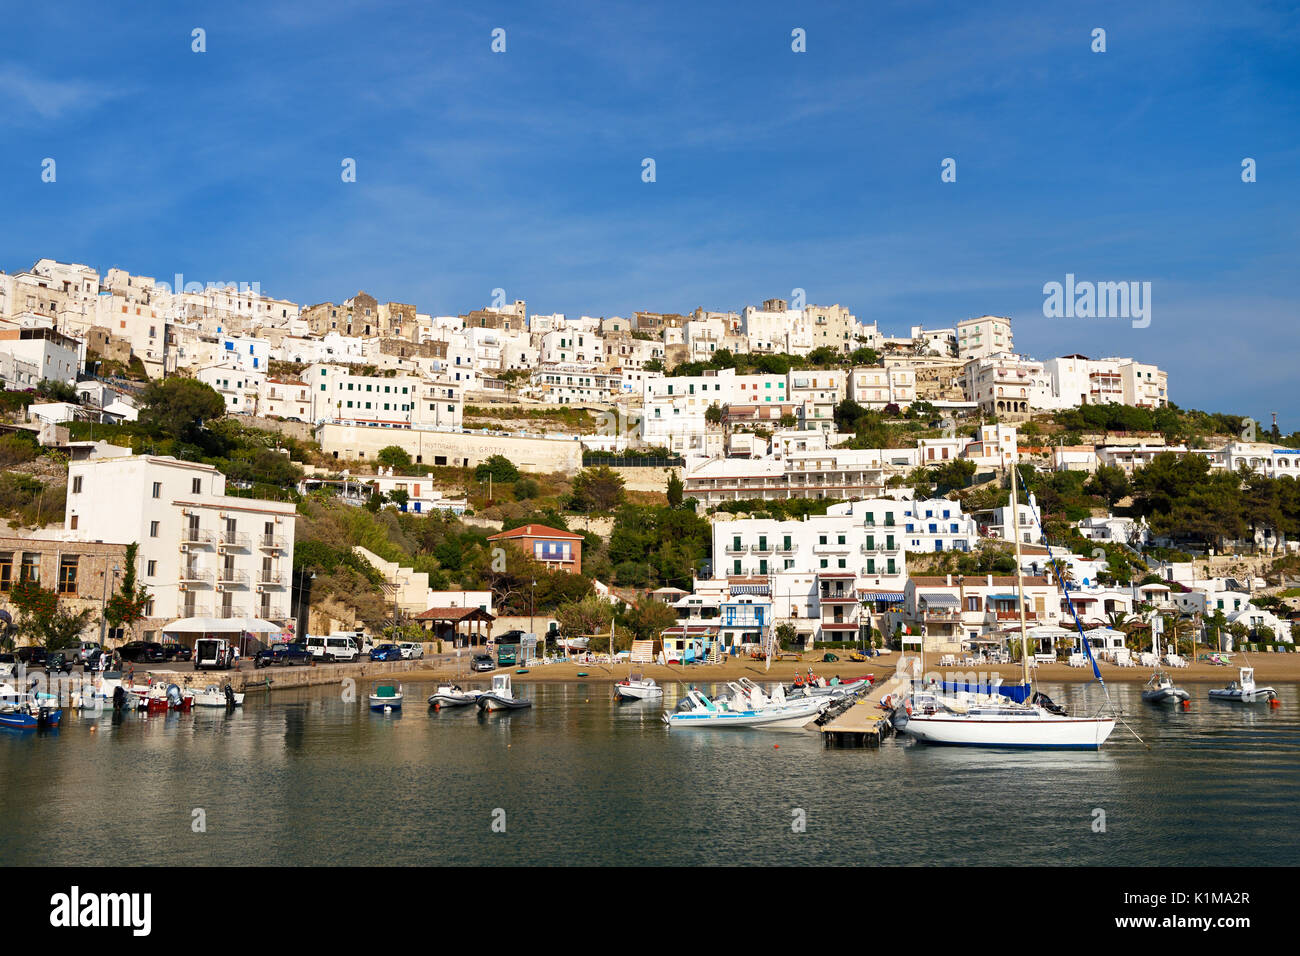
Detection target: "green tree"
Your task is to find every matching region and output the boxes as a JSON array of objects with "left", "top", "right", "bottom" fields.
[
  {"left": 474, "top": 455, "right": 520, "bottom": 483},
  {"left": 1086, "top": 463, "right": 1130, "bottom": 506},
  {"left": 139, "top": 378, "right": 226, "bottom": 441},
  {"left": 617, "top": 597, "right": 678, "bottom": 647},
  {"left": 10, "top": 581, "right": 95, "bottom": 650},
  {"left": 704, "top": 403, "right": 724, "bottom": 425},
  {"left": 569, "top": 466, "right": 626, "bottom": 513},
  {"left": 103, "top": 543, "right": 151, "bottom": 638},
  {"left": 555, "top": 594, "right": 615, "bottom": 640},
  {"left": 377, "top": 445, "right": 413, "bottom": 471},
  {"left": 666, "top": 471, "right": 683, "bottom": 508}
]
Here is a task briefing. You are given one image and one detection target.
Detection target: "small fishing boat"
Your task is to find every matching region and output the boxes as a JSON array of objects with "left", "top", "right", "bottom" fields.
[
  {"left": 1142, "top": 672, "right": 1189, "bottom": 705},
  {"left": 0, "top": 683, "right": 62, "bottom": 729},
  {"left": 1209, "top": 667, "right": 1277, "bottom": 703},
  {"left": 141, "top": 683, "right": 194, "bottom": 713},
  {"left": 369, "top": 684, "right": 403, "bottom": 712},
  {"left": 427, "top": 683, "right": 481, "bottom": 709},
  {"left": 614, "top": 673, "right": 663, "bottom": 701},
  {"left": 664, "top": 683, "right": 828, "bottom": 730},
  {"left": 786, "top": 675, "right": 871, "bottom": 700},
  {"left": 476, "top": 674, "right": 531, "bottom": 712},
  {"left": 192, "top": 684, "right": 244, "bottom": 708}
]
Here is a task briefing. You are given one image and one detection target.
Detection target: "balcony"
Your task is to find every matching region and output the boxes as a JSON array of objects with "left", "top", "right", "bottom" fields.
[
  {"left": 773, "top": 545, "right": 797, "bottom": 556},
  {"left": 921, "top": 608, "right": 963, "bottom": 621},
  {"left": 217, "top": 570, "right": 250, "bottom": 589},
  {"left": 257, "top": 570, "right": 286, "bottom": 587},
  {"left": 178, "top": 567, "right": 213, "bottom": 586},
  {"left": 819, "top": 593, "right": 859, "bottom": 605},
  {"left": 258, "top": 534, "right": 286, "bottom": 551},
  {"left": 813, "top": 543, "right": 851, "bottom": 554},
  {"left": 216, "top": 605, "right": 246, "bottom": 620},
  {"left": 181, "top": 528, "right": 215, "bottom": 547},
  {"left": 724, "top": 545, "right": 748, "bottom": 555},
  {"left": 218, "top": 531, "right": 251, "bottom": 551},
  {"left": 179, "top": 603, "right": 211, "bottom": 618},
  {"left": 750, "top": 545, "right": 774, "bottom": 556}
]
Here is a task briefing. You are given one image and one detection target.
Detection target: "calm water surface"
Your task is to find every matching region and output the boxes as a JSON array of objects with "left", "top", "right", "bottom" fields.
[{"left": 1, "top": 680, "right": 1296, "bottom": 866}]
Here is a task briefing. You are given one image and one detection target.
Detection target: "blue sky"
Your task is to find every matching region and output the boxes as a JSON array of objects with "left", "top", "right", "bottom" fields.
[{"left": 3, "top": 1, "right": 1297, "bottom": 424}]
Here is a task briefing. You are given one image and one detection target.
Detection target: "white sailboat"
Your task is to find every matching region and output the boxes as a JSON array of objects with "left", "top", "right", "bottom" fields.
[{"left": 895, "top": 464, "right": 1116, "bottom": 750}]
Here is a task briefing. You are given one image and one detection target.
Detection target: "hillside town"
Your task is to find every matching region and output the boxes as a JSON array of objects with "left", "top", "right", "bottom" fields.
[{"left": 4, "top": 256, "right": 1300, "bottom": 668}]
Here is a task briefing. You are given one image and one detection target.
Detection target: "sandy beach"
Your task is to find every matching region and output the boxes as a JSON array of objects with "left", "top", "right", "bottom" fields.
[{"left": 382, "top": 650, "right": 1300, "bottom": 688}]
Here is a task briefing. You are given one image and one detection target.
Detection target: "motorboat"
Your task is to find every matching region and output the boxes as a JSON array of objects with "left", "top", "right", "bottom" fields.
[
  {"left": 785, "top": 675, "right": 871, "bottom": 701},
  {"left": 614, "top": 673, "right": 663, "bottom": 701},
  {"left": 192, "top": 684, "right": 244, "bottom": 708},
  {"left": 140, "top": 683, "right": 194, "bottom": 713},
  {"left": 477, "top": 674, "right": 531, "bottom": 712},
  {"left": 1142, "top": 672, "right": 1189, "bottom": 705},
  {"left": 428, "top": 683, "right": 482, "bottom": 709},
  {"left": 369, "top": 684, "right": 403, "bottom": 712},
  {"left": 1209, "top": 667, "right": 1277, "bottom": 703},
  {"left": 0, "top": 682, "right": 62, "bottom": 730},
  {"left": 664, "top": 683, "right": 828, "bottom": 730}
]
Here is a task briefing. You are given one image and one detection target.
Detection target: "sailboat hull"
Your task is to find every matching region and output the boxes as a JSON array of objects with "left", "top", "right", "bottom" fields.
[{"left": 897, "top": 712, "right": 1116, "bottom": 749}]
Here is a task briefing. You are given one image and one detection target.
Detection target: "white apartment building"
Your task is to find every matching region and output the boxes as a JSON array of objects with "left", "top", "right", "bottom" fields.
[
  {"left": 787, "top": 369, "right": 844, "bottom": 432},
  {"left": 1212, "top": 442, "right": 1300, "bottom": 478},
  {"left": 846, "top": 365, "right": 916, "bottom": 409},
  {"left": 64, "top": 455, "right": 297, "bottom": 625},
  {"left": 305, "top": 364, "right": 463, "bottom": 430},
  {"left": 964, "top": 352, "right": 1055, "bottom": 416},
  {"left": 956, "top": 315, "right": 1013, "bottom": 360},
  {"left": 740, "top": 300, "right": 813, "bottom": 355},
  {"left": 533, "top": 363, "right": 622, "bottom": 404},
  {"left": 803, "top": 303, "right": 863, "bottom": 353},
  {"left": 259, "top": 377, "right": 312, "bottom": 421},
  {"left": 642, "top": 368, "right": 790, "bottom": 454},
  {"left": 195, "top": 363, "right": 265, "bottom": 415},
  {"left": 1044, "top": 355, "right": 1168, "bottom": 410},
  {"left": 540, "top": 327, "right": 605, "bottom": 366},
  {"left": 0, "top": 325, "right": 81, "bottom": 388},
  {"left": 683, "top": 448, "right": 888, "bottom": 505}
]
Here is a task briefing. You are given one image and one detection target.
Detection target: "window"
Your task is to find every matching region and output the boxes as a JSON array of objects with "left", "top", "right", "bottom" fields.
[
  {"left": 70, "top": 514, "right": 79, "bottom": 530},
  {"left": 150, "top": 521, "right": 160, "bottom": 537},
  {"left": 0, "top": 552, "right": 11, "bottom": 591},
  {"left": 192, "top": 477, "right": 202, "bottom": 494},
  {"left": 152, "top": 481, "right": 161, "bottom": 499},
  {"left": 147, "top": 560, "right": 157, "bottom": 577},
  {"left": 58, "top": 556, "right": 78, "bottom": 595},
  {"left": 19, "top": 553, "right": 39, "bottom": 584},
  {"left": 72, "top": 476, "right": 83, "bottom": 494}
]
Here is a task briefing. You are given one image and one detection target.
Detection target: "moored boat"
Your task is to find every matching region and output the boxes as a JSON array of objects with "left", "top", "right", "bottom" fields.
[
  {"left": 614, "top": 673, "right": 663, "bottom": 701},
  {"left": 369, "top": 684, "right": 403, "bottom": 711},
  {"left": 0, "top": 683, "right": 62, "bottom": 730},
  {"left": 1142, "top": 672, "right": 1190, "bottom": 705},
  {"left": 1209, "top": 667, "right": 1277, "bottom": 703},
  {"left": 192, "top": 684, "right": 244, "bottom": 708},
  {"left": 476, "top": 674, "right": 531, "bottom": 712},
  {"left": 428, "top": 683, "right": 481, "bottom": 709},
  {"left": 664, "top": 683, "right": 827, "bottom": 730}
]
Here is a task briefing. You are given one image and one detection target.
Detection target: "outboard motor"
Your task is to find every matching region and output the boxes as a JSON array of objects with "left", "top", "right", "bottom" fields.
[
  {"left": 223, "top": 684, "right": 236, "bottom": 709},
  {"left": 1032, "top": 691, "right": 1068, "bottom": 716},
  {"left": 112, "top": 685, "right": 126, "bottom": 712},
  {"left": 166, "top": 683, "right": 183, "bottom": 709}
]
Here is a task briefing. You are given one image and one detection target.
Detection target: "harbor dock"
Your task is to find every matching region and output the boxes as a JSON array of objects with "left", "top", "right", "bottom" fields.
[{"left": 820, "top": 674, "right": 905, "bottom": 747}]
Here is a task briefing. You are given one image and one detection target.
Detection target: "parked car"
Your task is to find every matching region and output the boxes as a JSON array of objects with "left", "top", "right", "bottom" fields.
[
  {"left": 16, "top": 646, "right": 47, "bottom": 666},
  {"left": 397, "top": 642, "right": 424, "bottom": 660},
  {"left": 45, "top": 652, "right": 75, "bottom": 674},
  {"left": 72, "top": 641, "right": 103, "bottom": 665},
  {"left": 119, "top": 641, "right": 166, "bottom": 663},
  {"left": 369, "top": 644, "right": 404, "bottom": 662},
  {"left": 305, "top": 634, "right": 361, "bottom": 663},
  {"left": 0, "top": 653, "right": 15, "bottom": 679},
  {"left": 255, "top": 642, "right": 314, "bottom": 668},
  {"left": 496, "top": 629, "right": 528, "bottom": 644},
  {"left": 471, "top": 653, "right": 496, "bottom": 673},
  {"left": 161, "top": 643, "right": 192, "bottom": 662}
]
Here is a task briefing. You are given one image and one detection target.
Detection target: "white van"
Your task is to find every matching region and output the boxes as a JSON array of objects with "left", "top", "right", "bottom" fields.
[{"left": 305, "top": 635, "right": 361, "bottom": 662}]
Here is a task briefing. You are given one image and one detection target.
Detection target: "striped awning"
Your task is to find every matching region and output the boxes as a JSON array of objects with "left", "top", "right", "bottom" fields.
[
  {"left": 919, "top": 593, "right": 959, "bottom": 607},
  {"left": 731, "top": 584, "right": 770, "bottom": 595},
  {"left": 861, "top": 591, "right": 905, "bottom": 602}
]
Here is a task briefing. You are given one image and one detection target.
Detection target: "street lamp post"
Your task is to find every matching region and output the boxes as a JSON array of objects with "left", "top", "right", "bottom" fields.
[{"left": 529, "top": 579, "right": 536, "bottom": 638}]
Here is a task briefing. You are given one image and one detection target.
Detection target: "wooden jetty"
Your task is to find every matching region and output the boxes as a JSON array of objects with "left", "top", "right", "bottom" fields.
[{"left": 820, "top": 675, "right": 906, "bottom": 747}]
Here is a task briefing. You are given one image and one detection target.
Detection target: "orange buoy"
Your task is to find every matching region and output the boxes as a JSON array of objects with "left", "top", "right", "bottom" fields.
[
  {"left": 1181, "top": 700, "right": 1191, "bottom": 711},
  {"left": 1270, "top": 698, "right": 1281, "bottom": 709},
  {"left": 773, "top": 744, "right": 779, "bottom": 749}
]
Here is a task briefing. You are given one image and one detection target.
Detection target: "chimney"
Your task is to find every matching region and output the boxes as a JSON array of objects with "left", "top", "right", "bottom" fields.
[
  {"left": 945, "top": 574, "right": 951, "bottom": 586},
  {"left": 987, "top": 573, "right": 993, "bottom": 587}
]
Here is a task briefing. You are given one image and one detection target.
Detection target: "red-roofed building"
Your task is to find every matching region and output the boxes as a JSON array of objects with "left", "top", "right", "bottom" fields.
[{"left": 487, "top": 523, "right": 584, "bottom": 574}]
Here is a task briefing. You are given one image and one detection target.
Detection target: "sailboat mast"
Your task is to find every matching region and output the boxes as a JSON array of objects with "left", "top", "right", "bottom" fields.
[{"left": 1009, "top": 463, "right": 1030, "bottom": 689}]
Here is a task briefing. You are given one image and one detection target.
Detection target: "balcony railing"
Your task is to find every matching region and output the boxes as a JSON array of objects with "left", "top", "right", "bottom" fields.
[
  {"left": 773, "top": 545, "right": 797, "bottom": 555},
  {"left": 258, "top": 570, "right": 285, "bottom": 587},
  {"left": 216, "top": 605, "right": 246, "bottom": 620},
  {"left": 180, "top": 603, "right": 211, "bottom": 618},
  {"left": 179, "top": 568, "right": 213, "bottom": 585},
  {"left": 181, "top": 528, "right": 215, "bottom": 546},
  {"left": 813, "top": 543, "right": 850, "bottom": 554},
  {"left": 724, "top": 545, "right": 748, "bottom": 555},
  {"left": 258, "top": 534, "right": 286, "bottom": 551},
  {"left": 219, "top": 531, "right": 251, "bottom": 550},
  {"left": 217, "top": 570, "right": 250, "bottom": 588}
]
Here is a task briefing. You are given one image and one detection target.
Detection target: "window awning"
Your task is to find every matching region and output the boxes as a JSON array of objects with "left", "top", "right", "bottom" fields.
[
  {"left": 919, "top": 593, "right": 959, "bottom": 607},
  {"left": 987, "top": 593, "right": 1020, "bottom": 602},
  {"left": 862, "top": 591, "right": 905, "bottom": 602},
  {"left": 731, "top": 585, "right": 770, "bottom": 595}
]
